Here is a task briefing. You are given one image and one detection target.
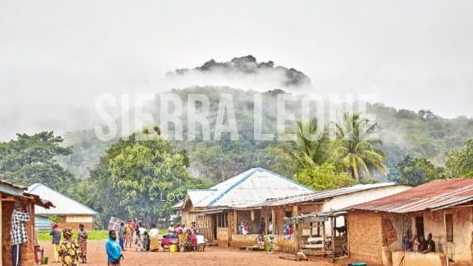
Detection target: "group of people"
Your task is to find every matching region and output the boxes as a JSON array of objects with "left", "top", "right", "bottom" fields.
[
  {"left": 116, "top": 219, "right": 161, "bottom": 252},
  {"left": 403, "top": 232, "right": 436, "bottom": 253},
  {"left": 50, "top": 223, "right": 125, "bottom": 266},
  {"left": 239, "top": 218, "right": 275, "bottom": 237},
  {"left": 48, "top": 219, "right": 203, "bottom": 266},
  {"left": 170, "top": 222, "right": 201, "bottom": 252},
  {"left": 49, "top": 224, "right": 89, "bottom": 266}
]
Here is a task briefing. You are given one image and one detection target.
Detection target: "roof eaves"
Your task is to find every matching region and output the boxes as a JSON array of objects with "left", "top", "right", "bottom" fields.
[
  {"left": 23, "top": 192, "right": 54, "bottom": 209},
  {"left": 260, "top": 183, "right": 399, "bottom": 207},
  {"left": 0, "top": 179, "right": 26, "bottom": 196}
]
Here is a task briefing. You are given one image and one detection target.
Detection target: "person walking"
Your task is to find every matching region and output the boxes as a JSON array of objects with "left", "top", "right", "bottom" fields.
[
  {"left": 50, "top": 224, "right": 61, "bottom": 263},
  {"left": 106, "top": 230, "right": 123, "bottom": 266},
  {"left": 77, "top": 224, "right": 88, "bottom": 264},
  {"left": 118, "top": 222, "right": 126, "bottom": 250},
  {"left": 149, "top": 224, "right": 161, "bottom": 252},
  {"left": 135, "top": 222, "right": 146, "bottom": 251},
  {"left": 58, "top": 228, "right": 79, "bottom": 266},
  {"left": 125, "top": 220, "right": 133, "bottom": 249}
]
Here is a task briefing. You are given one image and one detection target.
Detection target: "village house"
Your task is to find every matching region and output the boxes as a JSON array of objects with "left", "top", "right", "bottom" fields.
[
  {"left": 0, "top": 180, "right": 53, "bottom": 265},
  {"left": 346, "top": 178, "right": 473, "bottom": 266},
  {"left": 178, "top": 167, "right": 313, "bottom": 246},
  {"left": 27, "top": 183, "right": 97, "bottom": 230},
  {"left": 253, "top": 182, "right": 410, "bottom": 254},
  {"left": 179, "top": 167, "right": 410, "bottom": 256}
]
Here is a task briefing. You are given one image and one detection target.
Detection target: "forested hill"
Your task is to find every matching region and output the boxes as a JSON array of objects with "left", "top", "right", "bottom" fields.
[
  {"left": 59, "top": 86, "right": 473, "bottom": 182},
  {"left": 168, "top": 55, "right": 311, "bottom": 88}
]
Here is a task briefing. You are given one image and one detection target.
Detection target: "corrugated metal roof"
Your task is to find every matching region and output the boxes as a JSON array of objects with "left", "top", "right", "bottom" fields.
[
  {"left": 24, "top": 192, "right": 55, "bottom": 209},
  {"left": 255, "top": 182, "right": 401, "bottom": 207},
  {"left": 184, "top": 167, "right": 313, "bottom": 209},
  {"left": 350, "top": 178, "right": 473, "bottom": 213},
  {"left": 28, "top": 183, "right": 97, "bottom": 216},
  {"left": 187, "top": 189, "right": 218, "bottom": 206},
  {"left": 0, "top": 179, "right": 53, "bottom": 208},
  {"left": 0, "top": 179, "right": 26, "bottom": 196}
]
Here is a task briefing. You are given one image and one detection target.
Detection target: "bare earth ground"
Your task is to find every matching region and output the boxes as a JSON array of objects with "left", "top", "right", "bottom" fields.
[{"left": 40, "top": 240, "right": 348, "bottom": 266}]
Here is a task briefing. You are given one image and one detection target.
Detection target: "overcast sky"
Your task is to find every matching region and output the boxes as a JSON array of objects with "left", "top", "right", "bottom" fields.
[{"left": 1, "top": 0, "right": 472, "bottom": 140}]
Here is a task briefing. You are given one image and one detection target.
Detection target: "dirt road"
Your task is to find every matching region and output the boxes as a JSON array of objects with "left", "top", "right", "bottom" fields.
[{"left": 40, "top": 240, "right": 341, "bottom": 266}]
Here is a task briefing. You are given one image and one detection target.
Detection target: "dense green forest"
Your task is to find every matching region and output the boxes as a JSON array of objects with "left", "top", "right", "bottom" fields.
[
  {"left": 2, "top": 85, "right": 473, "bottom": 226},
  {"left": 58, "top": 86, "right": 473, "bottom": 183}
]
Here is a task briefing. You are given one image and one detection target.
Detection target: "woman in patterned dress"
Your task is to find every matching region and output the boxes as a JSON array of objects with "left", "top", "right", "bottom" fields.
[{"left": 58, "top": 228, "right": 79, "bottom": 266}]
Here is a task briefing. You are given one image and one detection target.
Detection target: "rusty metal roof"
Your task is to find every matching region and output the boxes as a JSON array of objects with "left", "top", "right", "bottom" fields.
[
  {"left": 0, "top": 179, "right": 53, "bottom": 208},
  {"left": 0, "top": 179, "right": 26, "bottom": 196},
  {"left": 350, "top": 178, "right": 473, "bottom": 213},
  {"left": 254, "top": 182, "right": 401, "bottom": 207},
  {"left": 23, "top": 192, "right": 55, "bottom": 209}
]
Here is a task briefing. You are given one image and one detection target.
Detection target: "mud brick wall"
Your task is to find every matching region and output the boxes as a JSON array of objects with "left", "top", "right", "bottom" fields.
[
  {"left": 347, "top": 211, "right": 384, "bottom": 265},
  {"left": 2, "top": 200, "right": 37, "bottom": 266}
]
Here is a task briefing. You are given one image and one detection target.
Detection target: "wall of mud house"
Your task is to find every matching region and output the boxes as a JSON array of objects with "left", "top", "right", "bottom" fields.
[
  {"left": 347, "top": 211, "right": 385, "bottom": 265},
  {"left": 424, "top": 207, "right": 473, "bottom": 264},
  {"left": 54, "top": 215, "right": 95, "bottom": 230}
]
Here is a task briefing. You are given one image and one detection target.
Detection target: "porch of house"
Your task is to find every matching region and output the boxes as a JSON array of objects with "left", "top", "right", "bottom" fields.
[
  {"left": 230, "top": 207, "right": 299, "bottom": 252},
  {"left": 348, "top": 208, "right": 473, "bottom": 266},
  {"left": 210, "top": 204, "right": 345, "bottom": 257},
  {"left": 209, "top": 207, "right": 299, "bottom": 252}
]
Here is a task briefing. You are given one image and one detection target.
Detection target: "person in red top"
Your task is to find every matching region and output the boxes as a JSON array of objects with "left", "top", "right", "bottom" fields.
[{"left": 189, "top": 228, "right": 197, "bottom": 251}]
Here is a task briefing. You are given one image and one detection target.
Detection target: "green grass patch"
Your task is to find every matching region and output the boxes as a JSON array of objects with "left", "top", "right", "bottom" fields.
[{"left": 37, "top": 230, "right": 109, "bottom": 241}]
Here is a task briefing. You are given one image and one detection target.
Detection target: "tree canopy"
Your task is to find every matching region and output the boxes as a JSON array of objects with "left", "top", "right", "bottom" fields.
[
  {"left": 0, "top": 131, "right": 74, "bottom": 190},
  {"left": 295, "top": 163, "right": 354, "bottom": 191},
  {"left": 445, "top": 139, "right": 473, "bottom": 178},
  {"left": 83, "top": 132, "right": 207, "bottom": 226},
  {"left": 289, "top": 119, "right": 330, "bottom": 168},
  {"left": 288, "top": 113, "right": 386, "bottom": 190},
  {"left": 332, "top": 113, "right": 386, "bottom": 181},
  {"left": 394, "top": 155, "right": 444, "bottom": 186}
]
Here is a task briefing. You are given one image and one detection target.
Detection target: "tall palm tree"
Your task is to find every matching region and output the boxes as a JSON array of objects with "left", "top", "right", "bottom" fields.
[
  {"left": 332, "top": 113, "right": 386, "bottom": 181},
  {"left": 289, "top": 118, "right": 330, "bottom": 168}
]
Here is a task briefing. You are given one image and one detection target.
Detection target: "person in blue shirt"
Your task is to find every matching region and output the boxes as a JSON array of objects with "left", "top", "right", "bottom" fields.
[{"left": 106, "top": 230, "right": 123, "bottom": 266}]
